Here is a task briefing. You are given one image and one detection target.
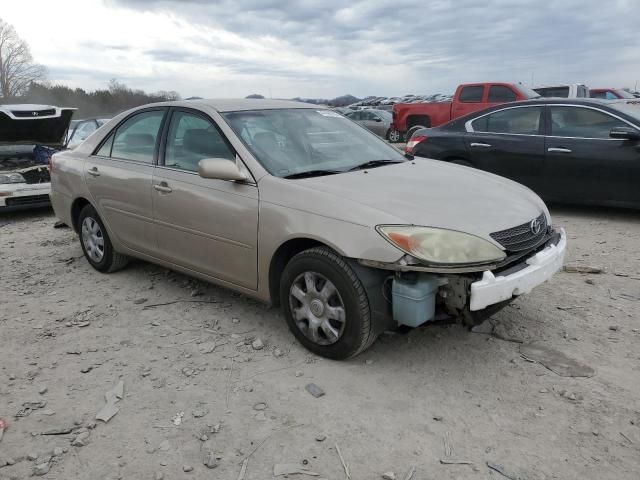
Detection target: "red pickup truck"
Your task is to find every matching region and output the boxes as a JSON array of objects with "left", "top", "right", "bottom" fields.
[{"left": 390, "top": 82, "right": 539, "bottom": 142}]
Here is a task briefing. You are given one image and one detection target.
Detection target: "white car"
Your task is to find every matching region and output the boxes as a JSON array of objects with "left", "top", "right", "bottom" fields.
[
  {"left": 0, "top": 104, "right": 75, "bottom": 212},
  {"left": 66, "top": 118, "right": 111, "bottom": 149},
  {"left": 533, "top": 84, "right": 589, "bottom": 98}
]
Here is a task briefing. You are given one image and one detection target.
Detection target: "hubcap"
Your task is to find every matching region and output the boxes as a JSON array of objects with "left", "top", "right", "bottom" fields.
[
  {"left": 289, "top": 271, "right": 346, "bottom": 346},
  {"left": 389, "top": 130, "right": 400, "bottom": 142},
  {"left": 81, "top": 217, "right": 105, "bottom": 263}
]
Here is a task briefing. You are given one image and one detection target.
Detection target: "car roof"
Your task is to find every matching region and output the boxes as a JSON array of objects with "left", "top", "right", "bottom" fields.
[
  {"left": 149, "top": 98, "right": 322, "bottom": 112},
  {"left": 494, "top": 98, "right": 613, "bottom": 107}
]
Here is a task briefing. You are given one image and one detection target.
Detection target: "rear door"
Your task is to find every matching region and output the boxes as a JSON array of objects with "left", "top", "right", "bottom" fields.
[
  {"left": 543, "top": 105, "right": 640, "bottom": 206},
  {"left": 152, "top": 108, "right": 259, "bottom": 289},
  {"left": 84, "top": 108, "right": 166, "bottom": 255},
  {"left": 465, "top": 105, "right": 546, "bottom": 191}
]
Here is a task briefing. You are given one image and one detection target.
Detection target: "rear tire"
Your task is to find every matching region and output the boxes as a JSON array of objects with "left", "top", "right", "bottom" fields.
[
  {"left": 78, "top": 204, "right": 129, "bottom": 273},
  {"left": 280, "top": 247, "right": 376, "bottom": 359},
  {"left": 406, "top": 125, "right": 427, "bottom": 142}
]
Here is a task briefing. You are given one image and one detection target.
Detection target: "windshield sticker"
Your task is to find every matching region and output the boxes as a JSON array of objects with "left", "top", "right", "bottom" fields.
[{"left": 316, "top": 110, "right": 344, "bottom": 118}]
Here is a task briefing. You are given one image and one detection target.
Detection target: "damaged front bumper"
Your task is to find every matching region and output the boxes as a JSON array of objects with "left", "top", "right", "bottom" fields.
[
  {"left": 358, "top": 227, "right": 567, "bottom": 326},
  {"left": 469, "top": 228, "right": 566, "bottom": 311}
]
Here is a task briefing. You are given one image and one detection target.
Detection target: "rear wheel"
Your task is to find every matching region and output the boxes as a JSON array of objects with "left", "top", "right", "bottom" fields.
[
  {"left": 406, "top": 125, "right": 427, "bottom": 142},
  {"left": 280, "top": 247, "right": 376, "bottom": 359},
  {"left": 78, "top": 204, "right": 129, "bottom": 273}
]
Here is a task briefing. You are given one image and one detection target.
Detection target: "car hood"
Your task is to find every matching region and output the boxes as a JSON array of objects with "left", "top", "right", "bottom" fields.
[
  {"left": 0, "top": 105, "right": 75, "bottom": 147},
  {"left": 265, "top": 159, "right": 548, "bottom": 244}
]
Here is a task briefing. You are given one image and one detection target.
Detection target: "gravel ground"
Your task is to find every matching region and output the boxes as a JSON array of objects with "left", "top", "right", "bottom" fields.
[{"left": 1, "top": 205, "right": 639, "bottom": 480}]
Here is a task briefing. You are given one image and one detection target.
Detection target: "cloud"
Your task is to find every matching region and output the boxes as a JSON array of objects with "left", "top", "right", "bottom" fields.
[{"left": 3, "top": 0, "right": 640, "bottom": 98}]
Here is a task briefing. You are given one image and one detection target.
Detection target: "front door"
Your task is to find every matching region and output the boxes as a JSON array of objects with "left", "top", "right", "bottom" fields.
[
  {"left": 544, "top": 105, "right": 640, "bottom": 206},
  {"left": 84, "top": 109, "right": 166, "bottom": 255},
  {"left": 152, "top": 109, "right": 259, "bottom": 290},
  {"left": 465, "top": 105, "right": 546, "bottom": 192}
]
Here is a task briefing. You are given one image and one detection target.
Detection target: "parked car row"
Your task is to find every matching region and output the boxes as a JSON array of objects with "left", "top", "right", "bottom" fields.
[{"left": 406, "top": 98, "right": 640, "bottom": 209}]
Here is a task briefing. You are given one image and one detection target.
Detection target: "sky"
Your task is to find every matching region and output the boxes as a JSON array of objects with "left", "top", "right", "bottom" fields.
[{"left": 2, "top": 0, "right": 640, "bottom": 99}]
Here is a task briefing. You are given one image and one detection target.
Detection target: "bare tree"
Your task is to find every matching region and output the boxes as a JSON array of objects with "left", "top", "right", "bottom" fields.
[{"left": 0, "top": 18, "right": 46, "bottom": 98}]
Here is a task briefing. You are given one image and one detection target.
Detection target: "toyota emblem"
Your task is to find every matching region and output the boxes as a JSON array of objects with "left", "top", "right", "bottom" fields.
[
  {"left": 32, "top": 111, "right": 38, "bottom": 116},
  {"left": 530, "top": 218, "right": 542, "bottom": 235}
]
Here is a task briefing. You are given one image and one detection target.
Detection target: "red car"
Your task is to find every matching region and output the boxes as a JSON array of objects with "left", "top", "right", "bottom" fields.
[
  {"left": 389, "top": 82, "right": 539, "bottom": 142},
  {"left": 589, "top": 88, "right": 637, "bottom": 100}
]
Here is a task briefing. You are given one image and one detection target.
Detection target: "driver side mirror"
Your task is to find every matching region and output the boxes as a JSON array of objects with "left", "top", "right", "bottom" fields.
[
  {"left": 198, "top": 158, "right": 248, "bottom": 182},
  {"left": 373, "top": 117, "right": 382, "bottom": 122},
  {"left": 610, "top": 126, "right": 640, "bottom": 141}
]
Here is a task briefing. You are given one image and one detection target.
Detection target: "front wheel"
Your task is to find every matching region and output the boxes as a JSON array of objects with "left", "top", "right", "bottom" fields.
[
  {"left": 78, "top": 204, "right": 129, "bottom": 273},
  {"left": 387, "top": 129, "right": 402, "bottom": 143},
  {"left": 280, "top": 247, "right": 376, "bottom": 359}
]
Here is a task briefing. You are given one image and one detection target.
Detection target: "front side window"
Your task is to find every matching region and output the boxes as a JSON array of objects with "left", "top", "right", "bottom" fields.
[
  {"left": 110, "top": 110, "right": 164, "bottom": 163},
  {"left": 577, "top": 86, "right": 589, "bottom": 98},
  {"left": 222, "top": 109, "right": 405, "bottom": 177},
  {"left": 488, "top": 85, "right": 517, "bottom": 103},
  {"left": 164, "top": 111, "right": 235, "bottom": 172},
  {"left": 550, "top": 106, "right": 627, "bottom": 139},
  {"left": 459, "top": 86, "right": 484, "bottom": 103},
  {"left": 472, "top": 107, "right": 542, "bottom": 135}
]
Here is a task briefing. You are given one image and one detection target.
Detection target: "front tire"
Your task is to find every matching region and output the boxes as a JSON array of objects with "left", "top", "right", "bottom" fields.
[
  {"left": 387, "top": 129, "right": 402, "bottom": 143},
  {"left": 78, "top": 204, "right": 129, "bottom": 273},
  {"left": 280, "top": 247, "right": 376, "bottom": 359}
]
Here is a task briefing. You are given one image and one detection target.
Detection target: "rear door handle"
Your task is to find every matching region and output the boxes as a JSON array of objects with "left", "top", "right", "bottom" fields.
[
  {"left": 470, "top": 142, "right": 492, "bottom": 148},
  {"left": 153, "top": 182, "right": 172, "bottom": 193},
  {"left": 87, "top": 167, "right": 100, "bottom": 177},
  {"left": 548, "top": 147, "right": 572, "bottom": 153}
]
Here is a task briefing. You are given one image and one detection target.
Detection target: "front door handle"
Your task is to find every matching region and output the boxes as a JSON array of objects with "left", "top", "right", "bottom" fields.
[
  {"left": 87, "top": 167, "right": 100, "bottom": 177},
  {"left": 153, "top": 182, "right": 172, "bottom": 193},
  {"left": 548, "top": 147, "right": 572, "bottom": 153},
  {"left": 470, "top": 142, "right": 492, "bottom": 148}
]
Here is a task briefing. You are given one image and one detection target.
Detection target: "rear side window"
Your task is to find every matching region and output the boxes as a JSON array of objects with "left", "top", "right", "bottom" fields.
[
  {"left": 110, "top": 110, "right": 165, "bottom": 163},
  {"left": 95, "top": 134, "right": 114, "bottom": 157},
  {"left": 577, "top": 86, "right": 588, "bottom": 98},
  {"left": 488, "top": 86, "right": 517, "bottom": 103},
  {"left": 550, "top": 106, "right": 627, "bottom": 139},
  {"left": 459, "top": 86, "right": 484, "bottom": 103},
  {"left": 472, "top": 107, "right": 542, "bottom": 134}
]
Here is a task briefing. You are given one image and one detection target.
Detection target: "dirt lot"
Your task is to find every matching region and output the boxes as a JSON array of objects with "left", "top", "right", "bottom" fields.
[{"left": 1, "top": 205, "right": 639, "bottom": 480}]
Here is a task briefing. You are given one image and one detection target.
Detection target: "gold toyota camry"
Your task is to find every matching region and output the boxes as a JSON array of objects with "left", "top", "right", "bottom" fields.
[{"left": 51, "top": 99, "right": 566, "bottom": 359}]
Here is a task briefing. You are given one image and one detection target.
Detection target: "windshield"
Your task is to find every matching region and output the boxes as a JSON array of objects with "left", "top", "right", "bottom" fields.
[
  {"left": 222, "top": 108, "right": 405, "bottom": 177},
  {"left": 516, "top": 85, "right": 541, "bottom": 99},
  {"left": 615, "top": 89, "right": 636, "bottom": 99}
]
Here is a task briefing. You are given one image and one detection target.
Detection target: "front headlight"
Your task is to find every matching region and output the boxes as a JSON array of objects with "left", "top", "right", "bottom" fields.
[
  {"left": 377, "top": 225, "right": 506, "bottom": 265},
  {"left": 0, "top": 173, "right": 26, "bottom": 184}
]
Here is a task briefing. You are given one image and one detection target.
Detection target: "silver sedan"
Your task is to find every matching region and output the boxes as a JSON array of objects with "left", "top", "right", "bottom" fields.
[{"left": 50, "top": 99, "right": 566, "bottom": 359}]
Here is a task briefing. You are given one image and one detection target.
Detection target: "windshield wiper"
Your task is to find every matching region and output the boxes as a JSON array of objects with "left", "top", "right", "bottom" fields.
[
  {"left": 347, "top": 159, "right": 405, "bottom": 171},
  {"left": 283, "top": 169, "right": 343, "bottom": 179}
]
